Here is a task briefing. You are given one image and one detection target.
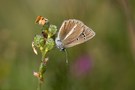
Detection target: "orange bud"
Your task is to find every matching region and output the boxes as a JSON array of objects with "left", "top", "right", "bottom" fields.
[{"left": 35, "top": 16, "right": 48, "bottom": 26}]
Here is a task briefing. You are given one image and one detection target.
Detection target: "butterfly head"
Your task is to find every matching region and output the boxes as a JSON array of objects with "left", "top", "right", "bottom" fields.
[{"left": 55, "top": 37, "right": 65, "bottom": 51}]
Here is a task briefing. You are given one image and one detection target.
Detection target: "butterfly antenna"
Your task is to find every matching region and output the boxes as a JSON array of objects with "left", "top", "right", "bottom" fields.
[{"left": 64, "top": 49, "right": 69, "bottom": 64}]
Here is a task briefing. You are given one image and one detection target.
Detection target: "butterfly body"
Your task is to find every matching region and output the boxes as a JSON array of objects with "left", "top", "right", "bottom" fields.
[
  {"left": 55, "top": 19, "right": 95, "bottom": 51},
  {"left": 55, "top": 37, "right": 65, "bottom": 51}
]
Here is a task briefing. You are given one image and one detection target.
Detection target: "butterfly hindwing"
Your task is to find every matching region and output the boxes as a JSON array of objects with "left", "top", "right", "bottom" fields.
[{"left": 64, "top": 25, "right": 95, "bottom": 48}]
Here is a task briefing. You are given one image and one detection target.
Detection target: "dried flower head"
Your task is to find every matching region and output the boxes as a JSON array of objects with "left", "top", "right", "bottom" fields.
[
  {"left": 32, "top": 41, "right": 38, "bottom": 55},
  {"left": 35, "top": 16, "right": 48, "bottom": 26},
  {"left": 33, "top": 72, "right": 40, "bottom": 78}
]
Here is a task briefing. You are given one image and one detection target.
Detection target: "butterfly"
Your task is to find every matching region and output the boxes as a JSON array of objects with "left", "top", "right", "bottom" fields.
[{"left": 55, "top": 19, "right": 95, "bottom": 51}]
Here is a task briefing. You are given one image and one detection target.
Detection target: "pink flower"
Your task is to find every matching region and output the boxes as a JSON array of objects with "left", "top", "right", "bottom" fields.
[{"left": 70, "top": 55, "right": 93, "bottom": 78}]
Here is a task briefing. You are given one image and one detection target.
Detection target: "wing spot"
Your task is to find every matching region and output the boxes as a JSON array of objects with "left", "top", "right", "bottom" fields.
[{"left": 80, "top": 32, "right": 86, "bottom": 40}]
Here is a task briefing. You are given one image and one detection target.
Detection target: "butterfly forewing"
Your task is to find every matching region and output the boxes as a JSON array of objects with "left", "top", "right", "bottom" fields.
[
  {"left": 64, "top": 25, "right": 95, "bottom": 48},
  {"left": 58, "top": 19, "right": 83, "bottom": 41},
  {"left": 58, "top": 20, "right": 75, "bottom": 40},
  {"left": 62, "top": 19, "right": 85, "bottom": 44}
]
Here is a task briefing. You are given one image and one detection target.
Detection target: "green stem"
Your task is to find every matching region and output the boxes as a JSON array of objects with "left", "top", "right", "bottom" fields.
[
  {"left": 37, "top": 48, "right": 48, "bottom": 90},
  {"left": 37, "top": 79, "right": 41, "bottom": 90},
  {"left": 41, "top": 49, "right": 48, "bottom": 61}
]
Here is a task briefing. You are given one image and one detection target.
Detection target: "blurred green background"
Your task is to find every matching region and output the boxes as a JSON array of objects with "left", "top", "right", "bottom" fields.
[{"left": 0, "top": 0, "right": 135, "bottom": 90}]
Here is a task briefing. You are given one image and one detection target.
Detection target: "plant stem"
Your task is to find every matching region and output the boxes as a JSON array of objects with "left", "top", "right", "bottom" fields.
[
  {"left": 37, "top": 79, "right": 41, "bottom": 90},
  {"left": 42, "top": 49, "right": 48, "bottom": 61}
]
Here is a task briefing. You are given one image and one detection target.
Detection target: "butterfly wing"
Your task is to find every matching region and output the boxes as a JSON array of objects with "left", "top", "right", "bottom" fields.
[
  {"left": 63, "top": 22, "right": 95, "bottom": 48},
  {"left": 58, "top": 19, "right": 83, "bottom": 41}
]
